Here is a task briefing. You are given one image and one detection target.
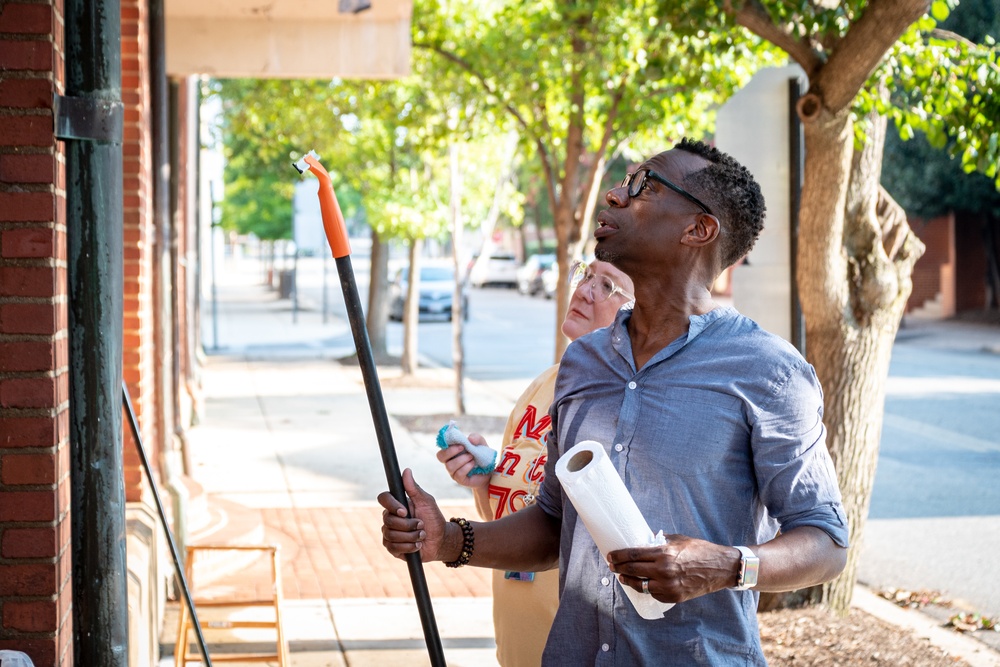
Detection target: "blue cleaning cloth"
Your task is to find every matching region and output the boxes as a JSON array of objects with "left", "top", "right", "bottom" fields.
[{"left": 436, "top": 420, "right": 497, "bottom": 476}]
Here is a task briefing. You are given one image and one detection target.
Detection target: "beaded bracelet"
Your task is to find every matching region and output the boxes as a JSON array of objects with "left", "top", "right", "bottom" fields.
[{"left": 444, "top": 517, "right": 475, "bottom": 568}]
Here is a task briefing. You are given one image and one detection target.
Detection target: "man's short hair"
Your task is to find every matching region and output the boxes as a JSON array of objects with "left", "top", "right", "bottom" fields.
[{"left": 675, "top": 138, "right": 766, "bottom": 268}]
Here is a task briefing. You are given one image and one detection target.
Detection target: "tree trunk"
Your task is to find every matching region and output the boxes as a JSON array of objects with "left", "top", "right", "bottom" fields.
[
  {"left": 793, "top": 98, "right": 925, "bottom": 614},
  {"left": 450, "top": 144, "right": 466, "bottom": 415},
  {"left": 401, "top": 238, "right": 422, "bottom": 375},
  {"left": 533, "top": 199, "right": 545, "bottom": 253},
  {"left": 551, "top": 201, "right": 577, "bottom": 362},
  {"left": 366, "top": 228, "right": 390, "bottom": 360}
]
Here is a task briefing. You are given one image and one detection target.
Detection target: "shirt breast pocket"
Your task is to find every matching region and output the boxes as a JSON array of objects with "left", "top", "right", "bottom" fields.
[{"left": 644, "top": 387, "right": 747, "bottom": 477}]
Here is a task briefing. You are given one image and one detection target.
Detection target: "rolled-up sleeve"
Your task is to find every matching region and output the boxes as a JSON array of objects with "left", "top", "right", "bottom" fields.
[{"left": 751, "top": 360, "right": 849, "bottom": 548}]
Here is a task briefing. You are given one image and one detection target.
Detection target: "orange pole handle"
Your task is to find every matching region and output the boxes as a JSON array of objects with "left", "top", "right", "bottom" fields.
[{"left": 303, "top": 154, "right": 351, "bottom": 259}]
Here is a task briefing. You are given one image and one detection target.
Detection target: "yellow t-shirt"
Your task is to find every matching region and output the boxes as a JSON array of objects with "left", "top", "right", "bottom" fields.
[{"left": 488, "top": 365, "right": 560, "bottom": 667}]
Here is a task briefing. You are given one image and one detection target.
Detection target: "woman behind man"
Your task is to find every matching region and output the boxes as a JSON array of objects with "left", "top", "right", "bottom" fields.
[{"left": 437, "top": 259, "right": 634, "bottom": 666}]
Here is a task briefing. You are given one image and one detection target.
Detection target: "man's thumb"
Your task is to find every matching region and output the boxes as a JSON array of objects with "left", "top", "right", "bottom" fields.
[{"left": 401, "top": 468, "right": 427, "bottom": 501}]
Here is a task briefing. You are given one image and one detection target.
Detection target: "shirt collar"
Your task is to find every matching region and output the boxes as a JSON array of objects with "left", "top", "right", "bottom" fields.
[
  {"left": 687, "top": 306, "right": 736, "bottom": 341},
  {"left": 610, "top": 306, "right": 736, "bottom": 368}
]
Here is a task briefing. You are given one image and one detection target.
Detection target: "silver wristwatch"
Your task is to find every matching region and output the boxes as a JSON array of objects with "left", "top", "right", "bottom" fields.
[{"left": 732, "top": 546, "right": 759, "bottom": 590}]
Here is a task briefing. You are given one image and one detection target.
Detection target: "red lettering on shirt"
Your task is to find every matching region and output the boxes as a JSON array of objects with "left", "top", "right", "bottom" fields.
[
  {"left": 488, "top": 484, "right": 509, "bottom": 520},
  {"left": 490, "top": 484, "right": 534, "bottom": 518},
  {"left": 525, "top": 455, "right": 547, "bottom": 484},
  {"left": 513, "top": 405, "right": 551, "bottom": 441},
  {"left": 495, "top": 449, "right": 521, "bottom": 476}
]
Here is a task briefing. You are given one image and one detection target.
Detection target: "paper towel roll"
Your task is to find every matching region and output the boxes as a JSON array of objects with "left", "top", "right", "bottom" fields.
[{"left": 555, "top": 440, "right": 674, "bottom": 620}]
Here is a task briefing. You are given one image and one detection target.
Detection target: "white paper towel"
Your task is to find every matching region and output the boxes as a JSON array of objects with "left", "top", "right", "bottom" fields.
[{"left": 555, "top": 440, "right": 674, "bottom": 620}]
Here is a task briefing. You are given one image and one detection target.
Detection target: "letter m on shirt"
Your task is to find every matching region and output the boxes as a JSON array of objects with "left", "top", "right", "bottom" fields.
[{"left": 514, "top": 405, "right": 551, "bottom": 441}]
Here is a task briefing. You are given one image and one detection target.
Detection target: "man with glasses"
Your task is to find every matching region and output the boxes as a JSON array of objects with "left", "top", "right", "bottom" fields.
[{"left": 379, "top": 138, "right": 848, "bottom": 665}]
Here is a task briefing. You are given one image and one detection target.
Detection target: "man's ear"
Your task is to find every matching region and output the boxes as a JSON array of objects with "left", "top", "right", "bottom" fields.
[{"left": 681, "top": 213, "right": 720, "bottom": 248}]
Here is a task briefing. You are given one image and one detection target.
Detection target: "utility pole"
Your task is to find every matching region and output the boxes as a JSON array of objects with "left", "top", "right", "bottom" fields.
[{"left": 59, "top": 0, "right": 129, "bottom": 664}]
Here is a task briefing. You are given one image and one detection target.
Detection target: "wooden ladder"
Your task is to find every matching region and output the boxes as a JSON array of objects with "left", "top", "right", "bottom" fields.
[{"left": 174, "top": 545, "right": 289, "bottom": 666}]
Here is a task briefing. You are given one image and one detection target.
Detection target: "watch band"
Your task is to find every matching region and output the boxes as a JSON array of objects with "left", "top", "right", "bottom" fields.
[{"left": 732, "top": 545, "right": 759, "bottom": 590}]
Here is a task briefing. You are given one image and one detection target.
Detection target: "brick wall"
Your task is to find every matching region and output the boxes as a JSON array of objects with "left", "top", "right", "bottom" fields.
[
  {"left": 121, "top": 0, "right": 156, "bottom": 503},
  {"left": 176, "top": 80, "right": 194, "bottom": 428},
  {"left": 954, "top": 211, "right": 989, "bottom": 312},
  {"left": 0, "top": 1, "right": 74, "bottom": 664},
  {"left": 906, "top": 213, "right": 954, "bottom": 314}
]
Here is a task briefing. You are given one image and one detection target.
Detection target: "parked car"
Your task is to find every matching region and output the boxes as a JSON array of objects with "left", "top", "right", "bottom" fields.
[
  {"left": 541, "top": 262, "right": 559, "bottom": 299},
  {"left": 516, "top": 253, "right": 556, "bottom": 296},
  {"left": 388, "top": 263, "right": 469, "bottom": 322},
  {"left": 469, "top": 251, "right": 519, "bottom": 288}
]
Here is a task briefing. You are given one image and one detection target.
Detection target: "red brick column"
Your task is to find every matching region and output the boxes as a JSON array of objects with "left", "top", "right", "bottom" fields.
[
  {"left": 121, "top": 0, "right": 156, "bottom": 502},
  {"left": 906, "top": 213, "right": 955, "bottom": 316},
  {"left": 176, "top": 77, "right": 196, "bottom": 430},
  {"left": 0, "top": 2, "right": 74, "bottom": 664}
]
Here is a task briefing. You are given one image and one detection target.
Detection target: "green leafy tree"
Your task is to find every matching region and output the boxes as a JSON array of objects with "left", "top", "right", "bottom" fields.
[
  {"left": 882, "top": 0, "right": 1000, "bottom": 308},
  {"left": 415, "top": 0, "right": 777, "bottom": 358},
  {"left": 211, "top": 49, "right": 516, "bottom": 370},
  {"left": 884, "top": 128, "right": 1000, "bottom": 308},
  {"left": 701, "top": 0, "right": 999, "bottom": 612},
  {"left": 328, "top": 68, "right": 518, "bottom": 373},
  {"left": 214, "top": 79, "right": 351, "bottom": 240}
]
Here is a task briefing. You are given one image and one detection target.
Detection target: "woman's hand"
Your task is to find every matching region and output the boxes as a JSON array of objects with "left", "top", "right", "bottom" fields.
[{"left": 436, "top": 432, "right": 493, "bottom": 491}]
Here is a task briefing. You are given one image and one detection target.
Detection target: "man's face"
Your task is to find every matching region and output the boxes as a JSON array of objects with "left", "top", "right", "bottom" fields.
[{"left": 594, "top": 149, "right": 711, "bottom": 270}]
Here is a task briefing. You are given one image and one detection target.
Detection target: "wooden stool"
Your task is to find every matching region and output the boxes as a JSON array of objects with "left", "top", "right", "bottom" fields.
[{"left": 174, "top": 545, "right": 289, "bottom": 666}]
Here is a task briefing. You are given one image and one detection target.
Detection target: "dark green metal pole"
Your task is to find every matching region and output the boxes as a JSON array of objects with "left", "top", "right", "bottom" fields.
[
  {"left": 61, "top": 0, "right": 128, "bottom": 664},
  {"left": 788, "top": 77, "right": 806, "bottom": 357}
]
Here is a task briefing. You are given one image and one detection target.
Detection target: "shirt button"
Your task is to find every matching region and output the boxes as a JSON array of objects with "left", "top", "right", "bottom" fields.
[
  {"left": 627, "top": 381, "right": 637, "bottom": 390},
  {"left": 601, "top": 577, "right": 610, "bottom": 586},
  {"left": 614, "top": 443, "right": 623, "bottom": 452},
  {"left": 602, "top": 643, "right": 610, "bottom": 652}
]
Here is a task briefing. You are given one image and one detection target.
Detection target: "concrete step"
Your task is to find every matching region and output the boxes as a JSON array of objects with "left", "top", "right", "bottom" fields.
[{"left": 909, "top": 292, "right": 945, "bottom": 321}]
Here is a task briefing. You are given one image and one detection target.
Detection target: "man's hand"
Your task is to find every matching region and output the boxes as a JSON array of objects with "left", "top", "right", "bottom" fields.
[
  {"left": 606, "top": 535, "right": 738, "bottom": 603},
  {"left": 378, "top": 468, "right": 454, "bottom": 562},
  {"left": 436, "top": 433, "right": 492, "bottom": 491},
  {"left": 607, "top": 526, "right": 847, "bottom": 601}
]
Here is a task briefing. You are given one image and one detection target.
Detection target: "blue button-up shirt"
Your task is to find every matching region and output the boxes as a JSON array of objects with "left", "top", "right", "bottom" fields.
[{"left": 537, "top": 307, "right": 849, "bottom": 666}]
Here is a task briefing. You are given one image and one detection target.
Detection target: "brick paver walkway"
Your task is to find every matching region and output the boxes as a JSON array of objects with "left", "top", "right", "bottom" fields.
[{"left": 258, "top": 503, "right": 493, "bottom": 600}]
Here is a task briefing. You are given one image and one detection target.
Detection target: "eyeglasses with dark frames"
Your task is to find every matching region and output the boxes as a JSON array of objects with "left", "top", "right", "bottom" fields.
[{"left": 621, "top": 168, "right": 713, "bottom": 215}]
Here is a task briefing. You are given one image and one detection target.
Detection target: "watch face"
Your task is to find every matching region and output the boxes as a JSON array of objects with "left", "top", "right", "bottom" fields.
[{"left": 734, "top": 546, "right": 759, "bottom": 589}]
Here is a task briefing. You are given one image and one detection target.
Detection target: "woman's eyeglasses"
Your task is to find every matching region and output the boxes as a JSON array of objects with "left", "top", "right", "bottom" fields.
[{"left": 569, "top": 261, "right": 634, "bottom": 303}]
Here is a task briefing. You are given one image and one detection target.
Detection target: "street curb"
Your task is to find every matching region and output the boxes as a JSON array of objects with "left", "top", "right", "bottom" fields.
[{"left": 852, "top": 586, "right": 1000, "bottom": 666}]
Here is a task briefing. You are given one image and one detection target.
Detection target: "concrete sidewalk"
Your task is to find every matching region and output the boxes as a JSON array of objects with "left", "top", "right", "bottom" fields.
[
  {"left": 161, "top": 261, "right": 511, "bottom": 666},
  {"left": 159, "top": 260, "right": 1000, "bottom": 666}
]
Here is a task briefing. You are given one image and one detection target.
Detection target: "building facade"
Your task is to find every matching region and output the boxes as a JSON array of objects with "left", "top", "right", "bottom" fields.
[{"left": 0, "top": 1, "right": 412, "bottom": 665}]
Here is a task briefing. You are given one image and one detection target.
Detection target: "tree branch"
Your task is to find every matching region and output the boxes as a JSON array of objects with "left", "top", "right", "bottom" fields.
[
  {"left": 930, "top": 27, "right": 975, "bottom": 47},
  {"left": 730, "top": 0, "right": 823, "bottom": 77},
  {"left": 574, "top": 86, "right": 623, "bottom": 225},
  {"left": 818, "top": 0, "right": 930, "bottom": 112},
  {"left": 930, "top": 28, "right": 1000, "bottom": 74},
  {"left": 413, "top": 41, "right": 533, "bottom": 137},
  {"left": 412, "top": 40, "right": 560, "bottom": 216}
]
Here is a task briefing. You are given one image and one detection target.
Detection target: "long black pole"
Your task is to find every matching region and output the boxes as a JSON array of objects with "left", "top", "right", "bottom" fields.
[
  {"left": 334, "top": 257, "right": 447, "bottom": 667},
  {"left": 294, "top": 153, "right": 445, "bottom": 666},
  {"left": 789, "top": 77, "right": 806, "bottom": 357},
  {"left": 61, "top": 0, "right": 128, "bottom": 664},
  {"left": 122, "top": 383, "right": 213, "bottom": 667}
]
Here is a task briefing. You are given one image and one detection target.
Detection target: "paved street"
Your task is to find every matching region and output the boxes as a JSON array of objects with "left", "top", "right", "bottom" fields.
[{"left": 859, "top": 322, "right": 1000, "bottom": 618}]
